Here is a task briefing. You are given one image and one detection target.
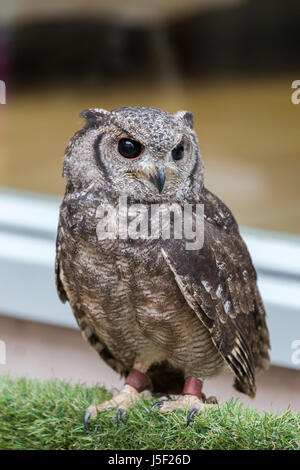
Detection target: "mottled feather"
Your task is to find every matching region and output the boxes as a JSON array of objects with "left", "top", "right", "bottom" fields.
[
  {"left": 160, "top": 187, "right": 270, "bottom": 397},
  {"left": 55, "top": 106, "right": 270, "bottom": 398}
]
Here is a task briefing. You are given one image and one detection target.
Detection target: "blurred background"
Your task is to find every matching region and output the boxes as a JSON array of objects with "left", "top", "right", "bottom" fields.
[{"left": 0, "top": 0, "right": 299, "bottom": 412}]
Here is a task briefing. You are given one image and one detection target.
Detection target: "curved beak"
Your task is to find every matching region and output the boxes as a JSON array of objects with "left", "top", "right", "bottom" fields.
[{"left": 149, "top": 167, "right": 166, "bottom": 193}]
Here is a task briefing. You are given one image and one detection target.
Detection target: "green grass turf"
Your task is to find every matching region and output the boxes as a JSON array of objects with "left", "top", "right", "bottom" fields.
[{"left": 0, "top": 376, "right": 299, "bottom": 450}]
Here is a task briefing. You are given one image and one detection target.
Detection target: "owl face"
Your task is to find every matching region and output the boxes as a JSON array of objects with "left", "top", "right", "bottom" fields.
[{"left": 64, "top": 106, "right": 204, "bottom": 202}]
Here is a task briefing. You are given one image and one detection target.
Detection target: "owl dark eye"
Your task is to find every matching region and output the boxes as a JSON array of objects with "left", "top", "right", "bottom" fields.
[
  {"left": 172, "top": 141, "right": 184, "bottom": 161},
  {"left": 118, "top": 138, "right": 142, "bottom": 159}
]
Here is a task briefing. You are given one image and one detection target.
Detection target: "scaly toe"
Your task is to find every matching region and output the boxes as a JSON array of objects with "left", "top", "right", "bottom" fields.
[
  {"left": 83, "top": 404, "right": 98, "bottom": 430},
  {"left": 150, "top": 393, "right": 219, "bottom": 417},
  {"left": 159, "top": 394, "right": 204, "bottom": 413},
  {"left": 110, "top": 388, "right": 120, "bottom": 397},
  {"left": 83, "top": 384, "right": 140, "bottom": 429}
]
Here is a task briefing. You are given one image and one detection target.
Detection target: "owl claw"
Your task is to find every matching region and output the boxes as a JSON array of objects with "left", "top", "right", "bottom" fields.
[
  {"left": 149, "top": 394, "right": 215, "bottom": 417},
  {"left": 83, "top": 384, "right": 139, "bottom": 429},
  {"left": 116, "top": 407, "right": 126, "bottom": 427},
  {"left": 150, "top": 400, "right": 165, "bottom": 413},
  {"left": 186, "top": 407, "right": 198, "bottom": 427},
  {"left": 83, "top": 410, "right": 91, "bottom": 430}
]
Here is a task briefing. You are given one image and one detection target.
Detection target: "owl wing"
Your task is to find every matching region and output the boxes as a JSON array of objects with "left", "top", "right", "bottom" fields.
[
  {"left": 160, "top": 187, "right": 270, "bottom": 397},
  {"left": 55, "top": 218, "right": 68, "bottom": 304}
]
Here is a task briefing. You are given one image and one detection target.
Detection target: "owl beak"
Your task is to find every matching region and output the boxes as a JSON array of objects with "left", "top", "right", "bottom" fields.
[{"left": 149, "top": 168, "right": 166, "bottom": 193}]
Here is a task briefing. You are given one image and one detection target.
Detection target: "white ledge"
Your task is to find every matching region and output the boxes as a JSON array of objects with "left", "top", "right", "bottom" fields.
[{"left": 0, "top": 188, "right": 299, "bottom": 370}]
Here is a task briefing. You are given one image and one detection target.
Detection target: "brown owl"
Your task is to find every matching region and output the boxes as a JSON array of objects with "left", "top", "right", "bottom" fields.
[{"left": 55, "top": 106, "right": 270, "bottom": 427}]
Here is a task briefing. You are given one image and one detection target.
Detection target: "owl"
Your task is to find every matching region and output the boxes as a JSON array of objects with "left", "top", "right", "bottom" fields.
[{"left": 55, "top": 106, "right": 270, "bottom": 427}]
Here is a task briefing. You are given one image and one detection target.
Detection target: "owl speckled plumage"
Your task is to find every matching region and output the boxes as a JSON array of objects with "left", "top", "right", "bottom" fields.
[{"left": 56, "top": 106, "right": 270, "bottom": 425}]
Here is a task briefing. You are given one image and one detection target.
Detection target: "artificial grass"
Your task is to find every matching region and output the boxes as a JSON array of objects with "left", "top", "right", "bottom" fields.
[{"left": 0, "top": 376, "right": 299, "bottom": 450}]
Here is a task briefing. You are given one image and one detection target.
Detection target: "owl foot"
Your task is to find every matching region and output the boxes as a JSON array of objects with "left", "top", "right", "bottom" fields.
[
  {"left": 84, "top": 384, "right": 140, "bottom": 430},
  {"left": 151, "top": 394, "right": 218, "bottom": 426}
]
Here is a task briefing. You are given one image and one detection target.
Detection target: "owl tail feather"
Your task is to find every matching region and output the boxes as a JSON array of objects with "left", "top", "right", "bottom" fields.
[{"left": 233, "top": 377, "right": 256, "bottom": 398}]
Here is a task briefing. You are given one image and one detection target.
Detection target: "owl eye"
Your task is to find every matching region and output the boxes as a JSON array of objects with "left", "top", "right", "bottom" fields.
[
  {"left": 172, "top": 141, "right": 184, "bottom": 161},
  {"left": 118, "top": 138, "right": 142, "bottom": 159}
]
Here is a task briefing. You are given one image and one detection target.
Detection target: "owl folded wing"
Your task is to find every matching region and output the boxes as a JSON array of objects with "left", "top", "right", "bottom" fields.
[
  {"left": 55, "top": 219, "right": 68, "bottom": 304},
  {"left": 160, "top": 190, "right": 270, "bottom": 397}
]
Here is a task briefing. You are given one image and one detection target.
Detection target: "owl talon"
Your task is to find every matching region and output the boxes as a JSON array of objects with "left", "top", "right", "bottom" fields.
[
  {"left": 186, "top": 407, "right": 198, "bottom": 426},
  {"left": 116, "top": 407, "right": 126, "bottom": 427},
  {"left": 150, "top": 400, "right": 165, "bottom": 413},
  {"left": 83, "top": 410, "right": 91, "bottom": 430}
]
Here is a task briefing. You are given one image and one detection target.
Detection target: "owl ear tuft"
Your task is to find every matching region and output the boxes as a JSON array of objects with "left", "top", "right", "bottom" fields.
[
  {"left": 80, "top": 108, "right": 110, "bottom": 127},
  {"left": 175, "top": 110, "right": 194, "bottom": 129}
]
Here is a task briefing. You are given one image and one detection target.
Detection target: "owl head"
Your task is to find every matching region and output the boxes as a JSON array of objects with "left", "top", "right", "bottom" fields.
[{"left": 63, "top": 106, "right": 204, "bottom": 202}]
